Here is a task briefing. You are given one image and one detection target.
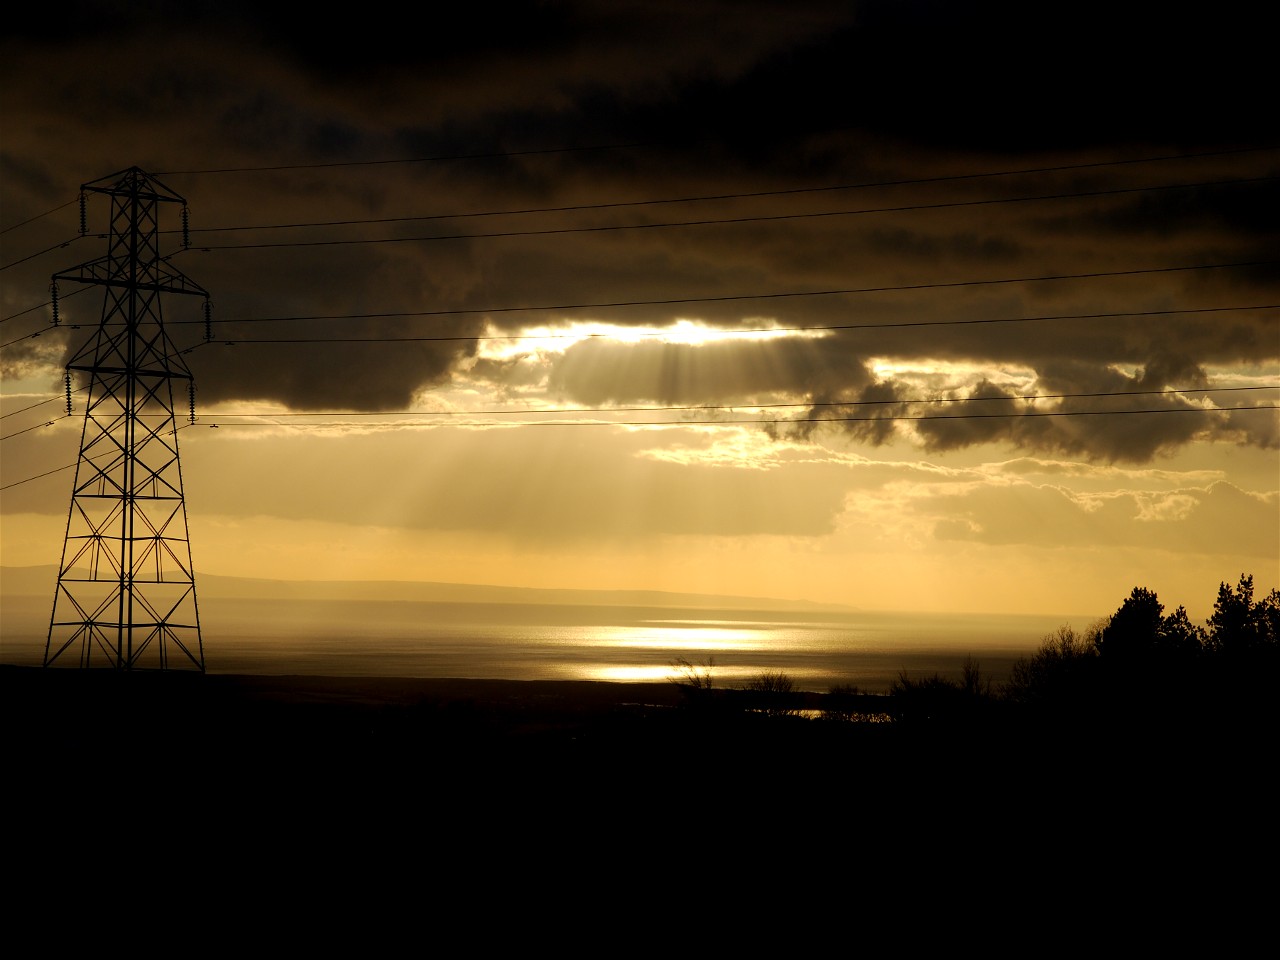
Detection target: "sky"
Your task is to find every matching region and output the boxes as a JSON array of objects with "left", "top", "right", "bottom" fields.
[{"left": 1, "top": 0, "right": 1277, "bottom": 622}]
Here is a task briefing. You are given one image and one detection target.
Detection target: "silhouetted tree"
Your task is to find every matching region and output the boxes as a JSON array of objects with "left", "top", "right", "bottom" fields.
[
  {"left": 1095, "top": 588, "right": 1209, "bottom": 692},
  {"left": 1207, "top": 575, "right": 1279, "bottom": 656},
  {"left": 1156, "top": 605, "right": 1206, "bottom": 659},
  {"left": 1096, "top": 587, "right": 1164, "bottom": 663}
]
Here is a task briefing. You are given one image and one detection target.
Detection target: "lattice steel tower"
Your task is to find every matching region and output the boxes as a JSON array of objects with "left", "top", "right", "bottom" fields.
[{"left": 46, "top": 167, "right": 211, "bottom": 671}]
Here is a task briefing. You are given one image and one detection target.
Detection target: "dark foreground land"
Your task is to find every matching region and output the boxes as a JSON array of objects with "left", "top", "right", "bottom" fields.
[
  {"left": 6, "top": 664, "right": 1269, "bottom": 796},
  {"left": 4, "top": 664, "right": 1275, "bottom": 913}
]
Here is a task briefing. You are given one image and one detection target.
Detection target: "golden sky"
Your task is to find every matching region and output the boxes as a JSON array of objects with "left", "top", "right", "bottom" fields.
[{"left": 2, "top": 1, "right": 1276, "bottom": 621}]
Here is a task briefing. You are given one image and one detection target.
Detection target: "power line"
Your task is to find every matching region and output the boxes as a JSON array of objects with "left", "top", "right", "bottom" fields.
[
  {"left": 0, "top": 284, "right": 94, "bottom": 326},
  {"left": 0, "top": 460, "right": 78, "bottom": 491},
  {"left": 0, "top": 199, "right": 79, "bottom": 236},
  {"left": 2, "top": 156, "right": 1271, "bottom": 319},
  {"left": 5, "top": 404, "right": 1271, "bottom": 485},
  {"left": 0, "top": 235, "right": 87, "bottom": 273},
  {"left": 166, "top": 262, "right": 1280, "bottom": 326},
  {"left": 6, "top": 401, "right": 1272, "bottom": 490},
  {"left": 0, "top": 414, "right": 69, "bottom": 441},
  {"left": 201, "top": 386, "right": 1280, "bottom": 420},
  {"left": 17, "top": 147, "right": 1269, "bottom": 244},
  {"left": 197, "top": 304, "right": 1280, "bottom": 343},
  {"left": 0, "top": 326, "right": 80, "bottom": 350},
  {"left": 6, "top": 148, "right": 1273, "bottom": 280},
  {"left": 0, "top": 423, "right": 197, "bottom": 491},
  {"left": 196, "top": 404, "right": 1278, "bottom": 430},
  {"left": 6, "top": 291, "right": 1273, "bottom": 354},
  {"left": 152, "top": 142, "right": 661, "bottom": 176},
  {"left": 178, "top": 177, "right": 1279, "bottom": 252},
  {"left": 172, "top": 171, "right": 1278, "bottom": 238},
  {"left": 152, "top": 142, "right": 1278, "bottom": 179},
  {"left": 0, "top": 393, "right": 77, "bottom": 420},
  {"left": 11, "top": 387, "right": 1271, "bottom": 434}
]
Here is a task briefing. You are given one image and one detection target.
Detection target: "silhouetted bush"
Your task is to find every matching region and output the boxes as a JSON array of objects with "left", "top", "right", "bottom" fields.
[
  {"left": 743, "top": 669, "right": 799, "bottom": 717},
  {"left": 888, "top": 662, "right": 995, "bottom": 725},
  {"left": 1003, "top": 624, "right": 1101, "bottom": 710},
  {"left": 668, "top": 656, "right": 718, "bottom": 711},
  {"left": 960, "top": 655, "right": 991, "bottom": 698},
  {"left": 822, "top": 683, "right": 862, "bottom": 722}
]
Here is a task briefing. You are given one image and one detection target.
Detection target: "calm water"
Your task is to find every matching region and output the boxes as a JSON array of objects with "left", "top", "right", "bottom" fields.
[{"left": 1, "top": 595, "right": 1090, "bottom": 693}]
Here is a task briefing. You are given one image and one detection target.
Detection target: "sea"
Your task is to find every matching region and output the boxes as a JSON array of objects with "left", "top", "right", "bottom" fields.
[{"left": 0, "top": 588, "right": 1093, "bottom": 693}]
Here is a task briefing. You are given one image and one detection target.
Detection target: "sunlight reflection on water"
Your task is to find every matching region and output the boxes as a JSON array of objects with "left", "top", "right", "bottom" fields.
[
  {"left": 579, "top": 623, "right": 769, "bottom": 651},
  {"left": 1, "top": 599, "right": 1090, "bottom": 693}
]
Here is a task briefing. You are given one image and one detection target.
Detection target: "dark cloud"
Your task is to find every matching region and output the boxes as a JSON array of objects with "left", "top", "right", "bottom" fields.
[
  {"left": 1, "top": 0, "right": 1275, "bottom": 456},
  {"left": 782, "top": 355, "right": 1277, "bottom": 464},
  {"left": 783, "top": 379, "right": 909, "bottom": 445},
  {"left": 914, "top": 380, "right": 1035, "bottom": 452}
]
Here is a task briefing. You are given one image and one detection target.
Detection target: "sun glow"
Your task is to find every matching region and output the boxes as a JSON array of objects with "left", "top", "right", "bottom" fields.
[{"left": 476, "top": 318, "right": 822, "bottom": 362}]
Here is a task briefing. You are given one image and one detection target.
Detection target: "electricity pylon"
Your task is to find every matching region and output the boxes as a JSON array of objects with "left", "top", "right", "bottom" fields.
[{"left": 45, "top": 167, "right": 211, "bottom": 671}]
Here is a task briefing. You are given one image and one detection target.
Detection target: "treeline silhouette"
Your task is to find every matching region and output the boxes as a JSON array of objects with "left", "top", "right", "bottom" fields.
[{"left": 668, "top": 573, "right": 1279, "bottom": 733}]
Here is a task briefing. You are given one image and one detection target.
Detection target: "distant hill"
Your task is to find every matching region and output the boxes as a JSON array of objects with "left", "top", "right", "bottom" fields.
[{"left": 0, "top": 565, "right": 858, "bottom": 615}]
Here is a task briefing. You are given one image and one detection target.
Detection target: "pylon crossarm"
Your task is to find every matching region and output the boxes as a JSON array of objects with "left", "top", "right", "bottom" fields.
[
  {"left": 82, "top": 166, "right": 185, "bottom": 200},
  {"left": 53, "top": 259, "right": 209, "bottom": 299}
]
